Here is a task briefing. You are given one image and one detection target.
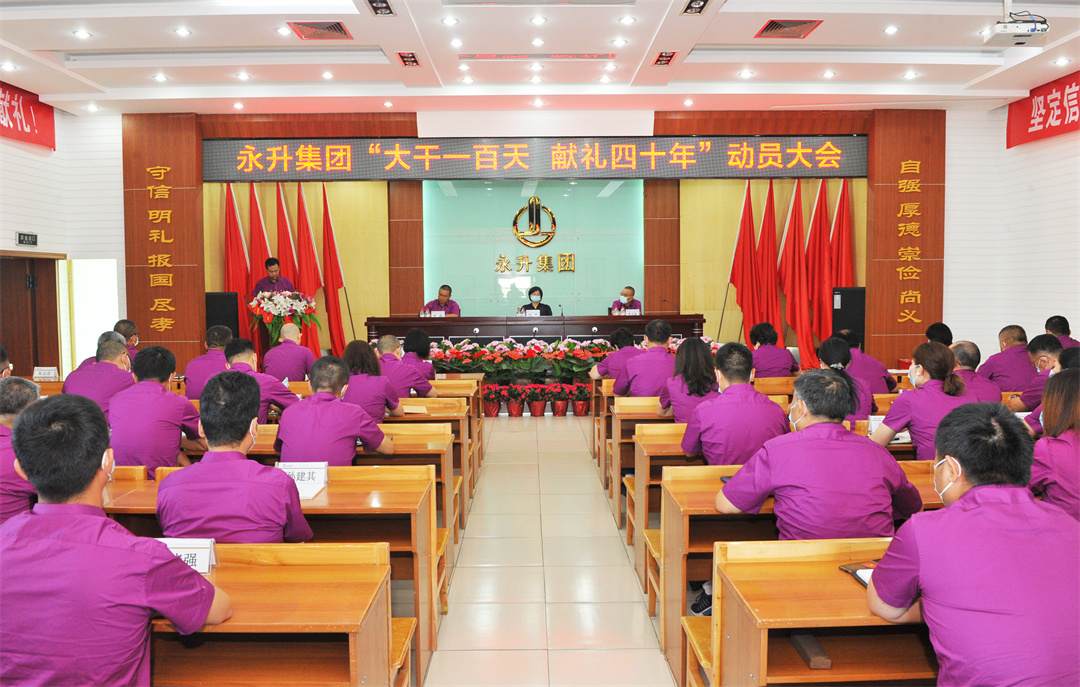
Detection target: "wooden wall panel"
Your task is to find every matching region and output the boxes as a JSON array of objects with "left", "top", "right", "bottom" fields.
[
  {"left": 644, "top": 179, "right": 680, "bottom": 315},
  {"left": 654, "top": 111, "right": 872, "bottom": 136},
  {"left": 388, "top": 180, "right": 424, "bottom": 316},
  {"left": 197, "top": 113, "right": 417, "bottom": 139}
]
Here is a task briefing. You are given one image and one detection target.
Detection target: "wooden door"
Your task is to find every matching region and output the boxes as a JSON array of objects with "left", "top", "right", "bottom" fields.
[{"left": 0, "top": 257, "right": 60, "bottom": 374}]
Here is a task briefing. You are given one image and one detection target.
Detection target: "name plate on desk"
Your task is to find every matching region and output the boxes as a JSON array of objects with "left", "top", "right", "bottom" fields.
[
  {"left": 869, "top": 415, "right": 884, "bottom": 433},
  {"left": 525, "top": 310, "right": 540, "bottom": 317},
  {"left": 623, "top": 309, "right": 641, "bottom": 316},
  {"left": 429, "top": 311, "right": 445, "bottom": 318},
  {"left": 277, "top": 461, "right": 328, "bottom": 500},
  {"left": 32, "top": 367, "right": 59, "bottom": 382},
  {"left": 158, "top": 538, "right": 217, "bottom": 574}
]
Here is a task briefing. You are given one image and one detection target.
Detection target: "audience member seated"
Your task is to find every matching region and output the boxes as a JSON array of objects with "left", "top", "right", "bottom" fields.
[
  {"left": 276, "top": 356, "right": 392, "bottom": 464},
  {"left": 925, "top": 321, "right": 953, "bottom": 346},
  {"left": 157, "top": 372, "right": 312, "bottom": 543},
  {"left": 817, "top": 337, "right": 874, "bottom": 421},
  {"left": 614, "top": 319, "right": 674, "bottom": 397},
  {"left": 0, "top": 377, "right": 39, "bottom": 523},
  {"left": 75, "top": 330, "right": 126, "bottom": 371},
  {"left": 978, "top": 324, "right": 1036, "bottom": 392},
  {"left": 659, "top": 337, "right": 719, "bottom": 422},
  {"left": 109, "top": 346, "right": 205, "bottom": 474},
  {"left": 401, "top": 328, "right": 436, "bottom": 381},
  {"left": 1046, "top": 315, "right": 1079, "bottom": 349},
  {"left": 869, "top": 403, "right": 1079, "bottom": 687},
  {"left": 834, "top": 328, "right": 897, "bottom": 394},
  {"left": 262, "top": 323, "right": 316, "bottom": 383},
  {"left": 114, "top": 318, "right": 140, "bottom": 361},
  {"left": 748, "top": 322, "right": 799, "bottom": 377},
  {"left": 376, "top": 335, "right": 438, "bottom": 399},
  {"left": 871, "top": 343, "right": 977, "bottom": 461},
  {"left": 342, "top": 340, "right": 403, "bottom": 423},
  {"left": 1029, "top": 369, "right": 1079, "bottom": 520},
  {"left": 183, "top": 325, "right": 233, "bottom": 400},
  {"left": 949, "top": 341, "right": 1004, "bottom": 403},
  {"left": 681, "top": 343, "right": 789, "bottom": 465},
  {"left": 1025, "top": 347, "right": 1078, "bottom": 435},
  {"left": 224, "top": 337, "right": 298, "bottom": 424},
  {"left": 0, "top": 395, "right": 231, "bottom": 685},
  {"left": 62, "top": 340, "right": 135, "bottom": 421},
  {"left": 588, "top": 327, "right": 642, "bottom": 382},
  {"left": 1006, "top": 334, "right": 1063, "bottom": 412}
]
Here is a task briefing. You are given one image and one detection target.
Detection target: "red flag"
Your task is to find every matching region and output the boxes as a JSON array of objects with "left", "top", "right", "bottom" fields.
[
  {"left": 806, "top": 180, "right": 834, "bottom": 342},
  {"left": 223, "top": 183, "right": 250, "bottom": 331},
  {"left": 831, "top": 178, "right": 854, "bottom": 289},
  {"left": 755, "top": 180, "right": 784, "bottom": 346},
  {"left": 294, "top": 183, "right": 322, "bottom": 357},
  {"left": 247, "top": 185, "right": 273, "bottom": 360},
  {"left": 729, "top": 181, "right": 759, "bottom": 346},
  {"left": 275, "top": 183, "right": 299, "bottom": 285},
  {"left": 778, "top": 181, "right": 818, "bottom": 369},
  {"left": 321, "top": 184, "right": 347, "bottom": 356}
]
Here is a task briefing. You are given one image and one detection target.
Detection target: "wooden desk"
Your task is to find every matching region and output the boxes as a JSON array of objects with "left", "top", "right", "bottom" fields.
[
  {"left": 152, "top": 543, "right": 392, "bottom": 687},
  {"left": 429, "top": 379, "right": 483, "bottom": 497},
  {"left": 592, "top": 379, "right": 616, "bottom": 479},
  {"left": 607, "top": 402, "right": 672, "bottom": 525},
  {"left": 365, "top": 315, "right": 706, "bottom": 342},
  {"left": 384, "top": 405, "right": 472, "bottom": 525}
]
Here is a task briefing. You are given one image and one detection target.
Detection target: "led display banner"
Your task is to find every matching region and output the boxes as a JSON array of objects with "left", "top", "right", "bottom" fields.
[{"left": 204, "top": 135, "right": 867, "bottom": 182}]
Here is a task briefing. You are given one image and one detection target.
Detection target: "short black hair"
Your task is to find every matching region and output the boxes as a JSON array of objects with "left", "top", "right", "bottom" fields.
[
  {"left": 645, "top": 319, "right": 672, "bottom": 344},
  {"left": 749, "top": 322, "right": 779, "bottom": 347},
  {"left": 132, "top": 345, "right": 176, "bottom": 383},
  {"left": 715, "top": 343, "right": 753, "bottom": 384},
  {"left": 114, "top": 319, "right": 138, "bottom": 339},
  {"left": 224, "top": 338, "right": 256, "bottom": 363},
  {"left": 951, "top": 341, "right": 981, "bottom": 369},
  {"left": 265, "top": 258, "right": 280, "bottom": 269},
  {"left": 0, "top": 344, "right": 6, "bottom": 367},
  {"left": 0, "top": 377, "right": 39, "bottom": 416},
  {"left": 1027, "top": 333, "right": 1064, "bottom": 358},
  {"left": 609, "top": 327, "right": 635, "bottom": 350},
  {"left": 528, "top": 286, "right": 543, "bottom": 299},
  {"left": 1045, "top": 315, "right": 1071, "bottom": 336},
  {"left": 12, "top": 395, "right": 110, "bottom": 503},
  {"left": 199, "top": 371, "right": 260, "bottom": 448},
  {"left": 402, "top": 328, "right": 431, "bottom": 359},
  {"left": 999, "top": 325, "right": 1027, "bottom": 345},
  {"left": 817, "top": 337, "right": 852, "bottom": 370},
  {"left": 1060, "top": 347, "right": 1080, "bottom": 369},
  {"left": 793, "top": 369, "right": 857, "bottom": 422},
  {"left": 832, "top": 329, "right": 861, "bottom": 349},
  {"left": 439, "top": 284, "right": 452, "bottom": 295},
  {"left": 206, "top": 325, "right": 234, "bottom": 348},
  {"left": 96, "top": 340, "right": 128, "bottom": 363},
  {"left": 309, "top": 356, "right": 349, "bottom": 395},
  {"left": 934, "top": 403, "right": 1033, "bottom": 487},
  {"left": 925, "top": 322, "right": 953, "bottom": 346}
]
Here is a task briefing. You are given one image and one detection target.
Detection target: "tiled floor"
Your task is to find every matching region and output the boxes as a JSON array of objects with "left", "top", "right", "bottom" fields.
[{"left": 425, "top": 414, "right": 676, "bottom": 687}]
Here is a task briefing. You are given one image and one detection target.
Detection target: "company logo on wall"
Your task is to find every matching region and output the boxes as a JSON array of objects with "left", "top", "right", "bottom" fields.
[{"left": 512, "top": 195, "right": 556, "bottom": 248}]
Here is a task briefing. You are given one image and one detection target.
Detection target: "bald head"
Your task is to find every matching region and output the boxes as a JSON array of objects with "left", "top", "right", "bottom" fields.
[
  {"left": 280, "top": 322, "right": 301, "bottom": 344},
  {"left": 377, "top": 335, "right": 401, "bottom": 355},
  {"left": 96, "top": 340, "right": 129, "bottom": 365}
]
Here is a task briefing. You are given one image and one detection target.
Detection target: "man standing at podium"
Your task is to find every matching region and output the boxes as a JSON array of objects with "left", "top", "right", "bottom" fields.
[{"left": 250, "top": 258, "right": 294, "bottom": 297}]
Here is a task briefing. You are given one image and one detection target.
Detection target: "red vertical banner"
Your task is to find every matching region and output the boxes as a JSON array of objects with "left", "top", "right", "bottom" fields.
[
  {"left": 223, "top": 183, "right": 251, "bottom": 332},
  {"left": 755, "top": 180, "right": 784, "bottom": 346},
  {"left": 0, "top": 81, "right": 55, "bottom": 149},
  {"left": 778, "top": 181, "right": 818, "bottom": 369},
  {"left": 275, "top": 183, "right": 299, "bottom": 285},
  {"left": 806, "top": 179, "right": 834, "bottom": 342},
  {"left": 831, "top": 179, "right": 854, "bottom": 289},
  {"left": 729, "top": 180, "right": 760, "bottom": 346},
  {"left": 294, "top": 183, "right": 323, "bottom": 357},
  {"left": 321, "top": 184, "right": 347, "bottom": 356}
]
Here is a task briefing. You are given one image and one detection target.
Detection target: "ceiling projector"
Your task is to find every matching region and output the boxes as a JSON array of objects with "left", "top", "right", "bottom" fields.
[{"left": 983, "top": 19, "right": 1049, "bottom": 46}]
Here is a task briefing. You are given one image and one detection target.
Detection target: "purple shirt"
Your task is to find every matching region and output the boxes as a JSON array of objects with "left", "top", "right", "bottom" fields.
[
  {"left": 752, "top": 345, "right": 798, "bottom": 377},
  {"left": 1030, "top": 429, "right": 1080, "bottom": 521},
  {"left": 126, "top": 345, "right": 139, "bottom": 361},
  {"left": 263, "top": 339, "right": 316, "bottom": 383},
  {"left": 614, "top": 346, "right": 674, "bottom": 397},
  {"left": 379, "top": 354, "right": 433, "bottom": 398},
  {"left": 402, "top": 351, "right": 436, "bottom": 381},
  {"left": 681, "top": 384, "right": 790, "bottom": 465},
  {"left": 847, "top": 348, "right": 898, "bottom": 394},
  {"left": 847, "top": 375, "right": 874, "bottom": 422},
  {"left": 978, "top": 344, "right": 1036, "bottom": 392},
  {"left": 1025, "top": 405, "right": 1043, "bottom": 435},
  {"left": 611, "top": 298, "right": 643, "bottom": 313},
  {"left": 0, "top": 503, "right": 215, "bottom": 687},
  {"left": 62, "top": 360, "right": 135, "bottom": 420},
  {"left": 423, "top": 298, "right": 460, "bottom": 315},
  {"left": 109, "top": 381, "right": 201, "bottom": 474},
  {"left": 157, "top": 451, "right": 312, "bottom": 543},
  {"left": 872, "top": 485, "right": 1079, "bottom": 687},
  {"left": 659, "top": 377, "right": 719, "bottom": 424},
  {"left": 954, "top": 369, "right": 1004, "bottom": 404},
  {"left": 342, "top": 373, "right": 399, "bottom": 423},
  {"left": 882, "top": 380, "right": 977, "bottom": 461},
  {"left": 275, "top": 392, "right": 385, "bottom": 465},
  {"left": 0, "top": 426, "right": 35, "bottom": 524},
  {"left": 1058, "top": 334, "right": 1079, "bottom": 349},
  {"left": 1018, "top": 369, "right": 1050, "bottom": 410},
  {"left": 230, "top": 361, "right": 299, "bottom": 424},
  {"left": 594, "top": 346, "right": 644, "bottom": 380},
  {"left": 250, "top": 275, "right": 295, "bottom": 298},
  {"left": 183, "top": 349, "right": 228, "bottom": 401},
  {"left": 722, "top": 423, "right": 922, "bottom": 540}
]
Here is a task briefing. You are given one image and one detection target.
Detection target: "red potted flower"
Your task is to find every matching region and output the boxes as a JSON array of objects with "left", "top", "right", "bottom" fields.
[
  {"left": 503, "top": 384, "right": 525, "bottom": 417},
  {"left": 521, "top": 384, "right": 548, "bottom": 416},
  {"left": 571, "top": 383, "right": 591, "bottom": 416},
  {"left": 549, "top": 383, "right": 571, "bottom": 416},
  {"left": 481, "top": 384, "right": 503, "bottom": 417}
]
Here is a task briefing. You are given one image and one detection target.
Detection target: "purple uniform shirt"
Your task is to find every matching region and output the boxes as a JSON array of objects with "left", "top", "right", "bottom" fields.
[
  {"left": 1024, "top": 405, "right": 1043, "bottom": 435},
  {"left": 109, "top": 381, "right": 201, "bottom": 474},
  {"left": 1018, "top": 369, "right": 1050, "bottom": 410},
  {"left": 402, "top": 352, "right": 436, "bottom": 381},
  {"left": 0, "top": 503, "right": 215, "bottom": 687},
  {"left": 126, "top": 345, "right": 139, "bottom": 361},
  {"left": 275, "top": 392, "right": 385, "bottom": 465},
  {"left": 882, "top": 380, "right": 977, "bottom": 461},
  {"left": 752, "top": 345, "right": 799, "bottom": 377},
  {"left": 0, "top": 426, "right": 35, "bottom": 524},
  {"left": 250, "top": 275, "right": 295, "bottom": 298},
  {"left": 613, "top": 346, "right": 674, "bottom": 397},
  {"left": 379, "top": 353, "right": 433, "bottom": 398},
  {"left": 610, "top": 298, "right": 643, "bottom": 313},
  {"left": 722, "top": 423, "right": 922, "bottom": 540},
  {"left": 1058, "top": 334, "right": 1080, "bottom": 349},
  {"left": 594, "top": 346, "right": 644, "bottom": 380},
  {"left": 183, "top": 349, "right": 228, "bottom": 400},
  {"left": 978, "top": 344, "right": 1036, "bottom": 392},
  {"left": 872, "top": 485, "right": 1079, "bottom": 687},
  {"left": 659, "top": 376, "right": 719, "bottom": 423},
  {"left": 681, "top": 384, "right": 790, "bottom": 465},
  {"left": 342, "top": 373, "right": 400, "bottom": 423},
  {"left": 230, "top": 361, "right": 299, "bottom": 424},
  {"left": 157, "top": 451, "right": 312, "bottom": 543},
  {"left": 62, "top": 360, "right": 135, "bottom": 420},
  {"left": 848, "top": 375, "right": 874, "bottom": 422},
  {"left": 954, "top": 369, "right": 1004, "bottom": 404},
  {"left": 263, "top": 339, "right": 316, "bottom": 383},
  {"left": 1030, "top": 429, "right": 1080, "bottom": 521},
  {"left": 423, "top": 298, "right": 460, "bottom": 315},
  {"left": 847, "top": 348, "right": 898, "bottom": 394}
]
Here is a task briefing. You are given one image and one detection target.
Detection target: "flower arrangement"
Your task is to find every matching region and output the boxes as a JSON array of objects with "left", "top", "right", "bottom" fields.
[
  {"left": 571, "top": 383, "right": 592, "bottom": 402},
  {"left": 480, "top": 384, "right": 505, "bottom": 404},
  {"left": 428, "top": 337, "right": 615, "bottom": 383},
  {"left": 547, "top": 383, "right": 575, "bottom": 402},
  {"left": 500, "top": 384, "right": 524, "bottom": 403},
  {"left": 519, "top": 383, "right": 551, "bottom": 403},
  {"left": 248, "top": 291, "right": 321, "bottom": 345},
  {"left": 667, "top": 335, "right": 721, "bottom": 356}
]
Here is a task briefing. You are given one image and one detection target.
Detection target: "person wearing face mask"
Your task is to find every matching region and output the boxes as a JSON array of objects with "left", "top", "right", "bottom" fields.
[
  {"left": 75, "top": 330, "right": 127, "bottom": 371},
  {"left": 610, "top": 286, "right": 642, "bottom": 315},
  {"left": 114, "top": 319, "right": 141, "bottom": 361},
  {"left": 224, "top": 338, "right": 298, "bottom": 424},
  {"left": 1028, "top": 369, "right": 1080, "bottom": 520},
  {"left": 156, "top": 371, "right": 313, "bottom": 543},
  {"left": 868, "top": 403, "right": 1079, "bottom": 687},
  {"left": 870, "top": 342, "right": 977, "bottom": 461},
  {"left": 1024, "top": 346, "right": 1078, "bottom": 436},
  {"left": 521, "top": 286, "right": 552, "bottom": 316},
  {"left": 61, "top": 340, "right": 135, "bottom": 421},
  {"left": 948, "top": 341, "right": 1004, "bottom": 404},
  {"left": 375, "top": 335, "right": 437, "bottom": 399},
  {"left": 275, "top": 356, "right": 393, "bottom": 464},
  {"left": 1006, "top": 334, "right": 1063, "bottom": 412},
  {"left": 977, "top": 324, "right": 1037, "bottom": 392}
]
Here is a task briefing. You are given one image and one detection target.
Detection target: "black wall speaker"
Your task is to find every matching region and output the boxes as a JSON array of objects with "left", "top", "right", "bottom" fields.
[
  {"left": 206, "top": 292, "right": 240, "bottom": 338},
  {"left": 832, "top": 287, "right": 865, "bottom": 348}
]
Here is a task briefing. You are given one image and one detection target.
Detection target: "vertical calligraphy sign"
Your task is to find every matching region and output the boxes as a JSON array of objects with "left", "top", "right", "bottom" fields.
[{"left": 122, "top": 114, "right": 205, "bottom": 372}]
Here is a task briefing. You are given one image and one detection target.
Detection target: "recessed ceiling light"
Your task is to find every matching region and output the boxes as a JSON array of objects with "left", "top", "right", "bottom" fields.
[
  {"left": 384, "top": 101, "right": 393, "bottom": 107},
  {"left": 73, "top": 29, "right": 91, "bottom": 39},
  {"left": 529, "top": 76, "right": 542, "bottom": 83},
  {"left": 530, "top": 16, "right": 546, "bottom": 25},
  {"left": 532, "top": 98, "right": 544, "bottom": 107},
  {"left": 822, "top": 70, "right": 835, "bottom": 79},
  {"left": 153, "top": 73, "right": 167, "bottom": 82},
  {"left": 619, "top": 16, "right": 636, "bottom": 25},
  {"left": 903, "top": 71, "right": 918, "bottom": 79},
  {"left": 528, "top": 63, "right": 544, "bottom": 71},
  {"left": 459, "top": 64, "right": 470, "bottom": 71},
  {"left": 532, "top": 38, "right": 544, "bottom": 47},
  {"left": 85, "top": 104, "right": 99, "bottom": 112},
  {"left": 277, "top": 26, "right": 292, "bottom": 36},
  {"left": 1054, "top": 57, "right": 1072, "bottom": 66},
  {"left": 233, "top": 102, "right": 244, "bottom": 109},
  {"left": 442, "top": 17, "right": 458, "bottom": 25},
  {"left": 884, "top": 25, "right": 899, "bottom": 35},
  {"left": 322, "top": 71, "right": 334, "bottom": 79},
  {"left": 604, "top": 63, "right": 617, "bottom": 71},
  {"left": 684, "top": 98, "right": 694, "bottom": 106},
  {"left": 611, "top": 38, "right": 627, "bottom": 47},
  {"left": 236, "top": 72, "right": 250, "bottom": 81},
  {"left": 739, "top": 69, "right": 753, "bottom": 79},
  {"left": 461, "top": 76, "right": 474, "bottom": 83},
  {"left": 174, "top": 27, "right": 191, "bottom": 37},
  {"left": 450, "top": 38, "right": 462, "bottom": 48},
  {"left": 1, "top": 63, "right": 15, "bottom": 72},
  {"left": 599, "top": 75, "right": 612, "bottom": 83}
]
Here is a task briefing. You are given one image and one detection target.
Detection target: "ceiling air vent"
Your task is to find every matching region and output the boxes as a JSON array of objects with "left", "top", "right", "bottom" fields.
[
  {"left": 754, "top": 19, "right": 822, "bottom": 39},
  {"left": 287, "top": 22, "right": 355, "bottom": 40}
]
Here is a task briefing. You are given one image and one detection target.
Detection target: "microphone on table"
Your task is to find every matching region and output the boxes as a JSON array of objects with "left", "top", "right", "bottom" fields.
[
  {"left": 662, "top": 297, "right": 675, "bottom": 313},
  {"left": 559, "top": 304, "right": 565, "bottom": 317}
]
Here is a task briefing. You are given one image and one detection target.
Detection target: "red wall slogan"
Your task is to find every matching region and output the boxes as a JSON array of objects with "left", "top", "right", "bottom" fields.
[
  {"left": 1006, "top": 70, "right": 1079, "bottom": 149},
  {"left": 0, "top": 81, "right": 55, "bottom": 150}
]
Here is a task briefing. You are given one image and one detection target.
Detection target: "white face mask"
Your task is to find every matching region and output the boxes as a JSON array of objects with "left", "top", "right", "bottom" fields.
[
  {"left": 530, "top": 294, "right": 541, "bottom": 303},
  {"left": 619, "top": 295, "right": 629, "bottom": 305},
  {"left": 248, "top": 419, "right": 259, "bottom": 444},
  {"left": 933, "top": 456, "right": 962, "bottom": 502},
  {"left": 788, "top": 400, "right": 806, "bottom": 428},
  {"left": 102, "top": 452, "right": 114, "bottom": 480}
]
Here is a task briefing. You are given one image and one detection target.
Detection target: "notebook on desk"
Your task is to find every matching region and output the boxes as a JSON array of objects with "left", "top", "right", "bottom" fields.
[{"left": 839, "top": 560, "right": 880, "bottom": 588}]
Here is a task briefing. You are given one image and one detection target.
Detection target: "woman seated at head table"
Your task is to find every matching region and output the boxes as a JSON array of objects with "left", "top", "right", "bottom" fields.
[{"left": 519, "top": 286, "right": 552, "bottom": 316}]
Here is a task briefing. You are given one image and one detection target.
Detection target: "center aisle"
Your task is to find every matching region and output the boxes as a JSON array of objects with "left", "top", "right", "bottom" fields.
[{"left": 424, "top": 413, "right": 676, "bottom": 687}]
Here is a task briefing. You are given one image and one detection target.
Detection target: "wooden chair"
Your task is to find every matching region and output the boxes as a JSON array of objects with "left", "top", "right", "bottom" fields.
[
  {"left": 429, "top": 379, "right": 478, "bottom": 397},
  {"left": 35, "top": 380, "right": 64, "bottom": 396},
  {"left": 398, "top": 397, "right": 468, "bottom": 414},
  {"left": 288, "top": 381, "right": 312, "bottom": 398},
  {"left": 767, "top": 394, "right": 790, "bottom": 413},
  {"left": 612, "top": 395, "right": 662, "bottom": 415},
  {"left": 752, "top": 376, "right": 796, "bottom": 396},
  {"left": 628, "top": 423, "right": 690, "bottom": 547},
  {"left": 643, "top": 528, "right": 662, "bottom": 617},
  {"left": 378, "top": 423, "right": 462, "bottom": 535},
  {"left": 391, "top": 617, "right": 416, "bottom": 687},
  {"left": 593, "top": 378, "right": 617, "bottom": 462},
  {"left": 842, "top": 420, "right": 871, "bottom": 436},
  {"left": 873, "top": 393, "right": 899, "bottom": 414},
  {"left": 436, "top": 528, "right": 450, "bottom": 615},
  {"left": 170, "top": 379, "right": 184, "bottom": 395},
  {"left": 113, "top": 465, "right": 148, "bottom": 481}
]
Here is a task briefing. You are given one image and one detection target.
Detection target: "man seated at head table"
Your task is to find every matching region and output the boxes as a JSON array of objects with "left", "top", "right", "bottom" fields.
[
  {"left": 376, "top": 335, "right": 438, "bottom": 399},
  {"left": 978, "top": 324, "right": 1037, "bottom": 392},
  {"left": 868, "top": 403, "right": 1079, "bottom": 687},
  {"left": 225, "top": 337, "right": 298, "bottom": 424},
  {"left": 62, "top": 340, "right": 135, "bottom": 421},
  {"left": 157, "top": 372, "right": 312, "bottom": 543},
  {"left": 250, "top": 257, "right": 294, "bottom": 297},
  {"left": 0, "top": 377, "right": 39, "bottom": 524},
  {"left": 0, "top": 395, "right": 231, "bottom": 686},
  {"left": 610, "top": 285, "right": 642, "bottom": 314},
  {"left": 833, "top": 328, "right": 898, "bottom": 394},
  {"left": 588, "top": 327, "right": 642, "bottom": 382},
  {"left": 948, "top": 341, "right": 1006, "bottom": 404},
  {"left": 275, "top": 356, "right": 393, "bottom": 464},
  {"left": 75, "top": 330, "right": 127, "bottom": 370},
  {"left": 1029, "top": 369, "right": 1080, "bottom": 521},
  {"left": 1005, "top": 334, "right": 1063, "bottom": 413},
  {"left": 1024, "top": 346, "right": 1078, "bottom": 436},
  {"left": 1046, "top": 314, "right": 1079, "bottom": 349},
  {"left": 184, "top": 325, "right": 233, "bottom": 400},
  {"left": 681, "top": 342, "right": 789, "bottom": 465},
  {"left": 262, "top": 322, "right": 316, "bottom": 383},
  {"left": 422, "top": 284, "right": 460, "bottom": 316},
  {"left": 613, "top": 319, "right": 674, "bottom": 397},
  {"left": 109, "top": 346, "right": 205, "bottom": 475},
  {"left": 925, "top": 321, "right": 953, "bottom": 346},
  {"left": 748, "top": 322, "right": 799, "bottom": 378},
  {"left": 114, "top": 318, "right": 141, "bottom": 362}
]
